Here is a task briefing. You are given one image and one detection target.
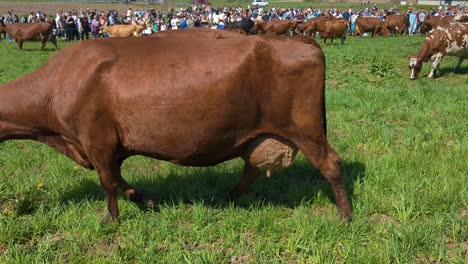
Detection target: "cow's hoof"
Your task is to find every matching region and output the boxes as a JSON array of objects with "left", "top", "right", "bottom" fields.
[
  {"left": 227, "top": 190, "right": 240, "bottom": 201},
  {"left": 127, "top": 190, "right": 158, "bottom": 208},
  {"left": 101, "top": 213, "right": 118, "bottom": 225}
]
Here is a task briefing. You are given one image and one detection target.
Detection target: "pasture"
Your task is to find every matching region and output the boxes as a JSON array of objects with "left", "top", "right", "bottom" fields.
[{"left": 0, "top": 34, "right": 467, "bottom": 263}]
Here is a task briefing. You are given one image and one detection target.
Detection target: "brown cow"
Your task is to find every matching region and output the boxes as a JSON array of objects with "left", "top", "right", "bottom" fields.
[
  {"left": 408, "top": 23, "right": 468, "bottom": 79},
  {"left": 254, "top": 20, "right": 298, "bottom": 36},
  {"left": 0, "top": 34, "right": 352, "bottom": 222},
  {"left": 299, "top": 17, "right": 347, "bottom": 45},
  {"left": 354, "top": 17, "right": 385, "bottom": 38},
  {"left": 298, "top": 16, "right": 331, "bottom": 36},
  {"left": 384, "top": 14, "right": 408, "bottom": 36},
  {"left": 264, "top": 19, "right": 298, "bottom": 36},
  {"left": 0, "top": 22, "right": 58, "bottom": 50},
  {"left": 253, "top": 19, "right": 268, "bottom": 34},
  {"left": 103, "top": 24, "right": 145, "bottom": 37}
]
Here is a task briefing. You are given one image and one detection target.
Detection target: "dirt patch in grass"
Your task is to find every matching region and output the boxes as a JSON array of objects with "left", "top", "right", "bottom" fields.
[
  {"left": 459, "top": 209, "right": 468, "bottom": 222},
  {"left": 369, "top": 213, "right": 399, "bottom": 227},
  {"left": 230, "top": 254, "right": 251, "bottom": 264},
  {"left": 0, "top": 244, "right": 8, "bottom": 255}
]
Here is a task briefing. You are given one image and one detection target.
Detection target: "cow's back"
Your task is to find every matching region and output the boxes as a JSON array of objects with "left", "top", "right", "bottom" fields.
[
  {"left": 46, "top": 36, "right": 324, "bottom": 165},
  {"left": 7, "top": 22, "right": 52, "bottom": 40}
]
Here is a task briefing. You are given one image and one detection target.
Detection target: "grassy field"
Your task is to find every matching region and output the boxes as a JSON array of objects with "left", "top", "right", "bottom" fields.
[{"left": 0, "top": 33, "right": 467, "bottom": 263}]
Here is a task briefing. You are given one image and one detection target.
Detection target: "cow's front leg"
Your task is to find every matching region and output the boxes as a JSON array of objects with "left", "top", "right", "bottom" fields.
[{"left": 428, "top": 52, "right": 443, "bottom": 78}]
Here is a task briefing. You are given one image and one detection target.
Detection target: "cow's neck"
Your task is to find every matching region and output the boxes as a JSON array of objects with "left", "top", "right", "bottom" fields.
[
  {"left": 416, "top": 41, "right": 431, "bottom": 62},
  {"left": 0, "top": 74, "right": 49, "bottom": 143}
]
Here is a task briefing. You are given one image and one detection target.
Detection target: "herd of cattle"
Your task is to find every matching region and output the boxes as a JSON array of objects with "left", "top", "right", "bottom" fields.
[
  {"left": 0, "top": 14, "right": 467, "bottom": 79},
  {"left": 0, "top": 11, "right": 466, "bottom": 222}
]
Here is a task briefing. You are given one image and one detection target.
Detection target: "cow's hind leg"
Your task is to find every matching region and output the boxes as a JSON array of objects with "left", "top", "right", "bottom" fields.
[
  {"left": 17, "top": 38, "right": 24, "bottom": 50},
  {"left": 294, "top": 139, "right": 352, "bottom": 220},
  {"left": 40, "top": 38, "right": 47, "bottom": 51},
  {"left": 454, "top": 57, "right": 464, "bottom": 73},
  {"left": 229, "top": 163, "right": 261, "bottom": 199},
  {"left": 50, "top": 35, "right": 58, "bottom": 50}
]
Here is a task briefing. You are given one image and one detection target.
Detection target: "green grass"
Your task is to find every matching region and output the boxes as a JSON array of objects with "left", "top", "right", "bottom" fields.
[{"left": 0, "top": 34, "right": 467, "bottom": 263}]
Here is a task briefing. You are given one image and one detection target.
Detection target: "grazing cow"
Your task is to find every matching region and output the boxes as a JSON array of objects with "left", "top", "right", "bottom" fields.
[
  {"left": 0, "top": 22, "right": 57, "bottom": 50},
  {"left": 103, "top": 24, "right": 145, "bottom": 37},
  {"left": 256, "top": 20, "right": 298, "bottom": 36},
  {"left": 384, "top": 14, "right": 408, "bottom": 36},
  {"left": 0, "top": 34, "right": 352, "bottom": 222},
  {"left": 408, "top": 23, "right": 467, "bottom": 79},
  {"left": 299, "top": 16, "right": 347, "bottom": 45},
  {"left": 354, "top": 17, "right": 385, "bottom": 38}
]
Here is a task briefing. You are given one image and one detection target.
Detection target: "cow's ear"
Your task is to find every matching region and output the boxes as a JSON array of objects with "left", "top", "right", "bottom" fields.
[{"left": 407, "top": 54, "right": 414, "bottom": 59}]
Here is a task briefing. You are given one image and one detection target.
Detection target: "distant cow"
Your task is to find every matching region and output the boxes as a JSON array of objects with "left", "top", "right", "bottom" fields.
[
  {"left": 419, "top": 15, "right": 468, "bottom": 33},
  {"left": 298, "top": 16, "right": 331, "bottom": 36},
  {"left": 408, "top": 23, "right": 468, "bottom": 79},
  {"left": 0, "top": 22, "right": 57, "bottom": 50},
  {"left": 254, "top": 20, "right": 298, "bottom": 36},
  {"left": 384, "top": 14, "right": 408, "bottom": 36},
  {"left": 103, "top": 24, "right": 145, "bottom": 37},
  {"left": 299, "top": 16, "right": 347, "bottom": 45},
  {"left": 354, "top": 17, "right": 385, "bottom": 38},
  {"left": 0, "top": 31, "right": 352, "bottom": 222}
]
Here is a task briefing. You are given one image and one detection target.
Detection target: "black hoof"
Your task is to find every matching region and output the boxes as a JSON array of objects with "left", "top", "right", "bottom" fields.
[{"left": 128, "top": 190, "right": 157, "bottom": 206}]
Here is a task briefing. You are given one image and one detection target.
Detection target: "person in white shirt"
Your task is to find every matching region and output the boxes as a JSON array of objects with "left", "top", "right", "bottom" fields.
[{"left": 170, "top": 15, "right": 179, "bottom": 30}]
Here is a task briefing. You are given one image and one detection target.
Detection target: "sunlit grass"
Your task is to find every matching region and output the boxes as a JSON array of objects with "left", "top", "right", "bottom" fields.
[{"left": 0, "top": 33, "right": 467, "bottom": 262}]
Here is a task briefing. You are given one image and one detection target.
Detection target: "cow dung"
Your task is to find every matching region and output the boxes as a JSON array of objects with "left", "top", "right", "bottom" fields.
[{"left": 244, "top": 135, "right": 298, "bottom": 175}]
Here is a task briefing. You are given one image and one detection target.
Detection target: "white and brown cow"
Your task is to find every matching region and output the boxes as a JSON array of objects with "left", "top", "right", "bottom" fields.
[{"left": 408, "top": 22, "right": 468, "bottom": 80}]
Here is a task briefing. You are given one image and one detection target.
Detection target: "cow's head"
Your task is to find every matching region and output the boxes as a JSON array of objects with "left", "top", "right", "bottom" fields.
[
  {"left": 382, "top": 27, "right": 390, "bottom": 37},
  {"left": 408, "top": 54, "right": 423, "bottom": 80}
]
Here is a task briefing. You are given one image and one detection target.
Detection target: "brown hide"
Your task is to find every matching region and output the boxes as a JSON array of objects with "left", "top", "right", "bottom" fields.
[
  {"left": 384, "top": 15, "right": 408, "bottom": 36},
  {"left": 103, "top": 24, "right": 145, "bottom": 37},
  {"left": 254, "top": 19, "right": 268, "bottom": 34},
  {"left": 1, "top": 22, "right": 57, "bottom": 50},
  {"left": 0, "top": 33, "right": 352, "bottom": 221},
  {"left": 299, "top": 17, "right": 347, "bottom": 45},
  {"left": 420, "top": 16, "right": 462, "bottom": 33},
  {"left": 255, "top": 20, "right": 297, "bottom": 35},
  {"left": 298, "top": 16, "right": 331, "bottom": 35},
  {"left": 355, "top": 17, "right": 385, "bottom": 38},
  {"left": 264, "top": 20, "right": 298, "bottom": 35},
  {"left": 152, "top": 28, "right": 246, "bottom": 40}
]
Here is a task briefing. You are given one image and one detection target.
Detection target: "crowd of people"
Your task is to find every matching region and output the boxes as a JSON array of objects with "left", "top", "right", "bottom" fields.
[{"left": 1, "top": 3, "right": 467, "bottom": 42}]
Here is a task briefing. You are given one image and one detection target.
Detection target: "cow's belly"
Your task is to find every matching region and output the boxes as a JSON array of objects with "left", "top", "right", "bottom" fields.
[
  {"left": 446, "top": 35, "right": 468, "bottom": 58},
  {"left": 123, "top": 110, "right": 256, "bottom": 166},
  {"left": 117, "top": 88, "right": 260, "bottom": 166}
]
